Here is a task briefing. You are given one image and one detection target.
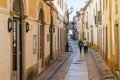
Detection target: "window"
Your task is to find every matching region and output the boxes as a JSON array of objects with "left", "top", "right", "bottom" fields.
[
  {"left": 33, "top": 35, "right": 36, "bottom": 53},
  {"left": 98, "top": 10, "right": 102, "bottom": 24},
  {"left": 60, "top": 0, "right": 62, "bottom": 8},
  {"left": 58, "top": 0, "right": 59, "bottom": 5},
  {"left": 62, "top": 0, "right": 63, "bottom": 10},
  {"left": 86, "top": 22, "right": 88, "bottom": 29},
  {"left": 106, "top": 0, "right": 108, "bottom": 9},
  {"left": 94, "top": 16, "right": 97, "bottom": 24},
  {"left": 115, "top": 3, "right": 118, "bottom": 14},
  {"left": 87, "top": 32, "right": 89, "bottom": 42},
  {"left": 115, "top": 0, "right": 118, "bottom": 2},
  {"left": 103, "top": 0, "right": 105, "bottom": 11},
  {"left": 96, "top": 3, "right": 97, "bottom": 14},
  {"left": 13, "top": 20, "right": 17, "bottom": 70}
]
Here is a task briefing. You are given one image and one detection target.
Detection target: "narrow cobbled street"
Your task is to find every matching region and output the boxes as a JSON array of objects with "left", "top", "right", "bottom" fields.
[
  {"left": 38, "top": 36, "right": 117, "bottom": 80},
  {"left": 50, "top": 39, "right": 101, "bottom": 80},
  {"left": 49, "top": 37, "right": 117, "bottom": 80}
]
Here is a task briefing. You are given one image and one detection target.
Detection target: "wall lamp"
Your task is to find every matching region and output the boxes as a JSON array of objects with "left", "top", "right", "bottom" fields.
[
  {"left": 52, "top": 27, "right": 55, "bottom": 33},
  {"left": 69, "top": 7, "right": 73, "bottom": 14},
  {"left": 8, "top": 18, "right": 13, "bottom": 32},
  {"left": 26, "top": 22, "right": 30, "bottom": 33}
]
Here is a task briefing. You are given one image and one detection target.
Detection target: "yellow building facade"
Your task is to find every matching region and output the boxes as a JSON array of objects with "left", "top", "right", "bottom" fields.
[
  {"left": 111, "top": 0, "right": 120, "bottom": 78},
  {"left": 0, "top": 0, "right": 68, "bottom": 80},
  {"left": 101, "top": 0, "right": 120, "bottom": 78},
  {"left": 84, "top": 0, "right": 120, "bottom": 78}
]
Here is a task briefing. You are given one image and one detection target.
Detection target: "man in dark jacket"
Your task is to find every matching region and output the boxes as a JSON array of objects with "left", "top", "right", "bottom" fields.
[{"left": 78, "top": 39, "right": 83, "bottom": 54}]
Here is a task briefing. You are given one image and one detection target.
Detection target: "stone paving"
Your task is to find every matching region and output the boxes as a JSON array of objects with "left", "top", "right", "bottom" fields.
[
  {"left": 89, "top": 49, "right": 117, "bottom": 80},
  {"left": 38, "top": 40, "right": 75, "bottom": 80},
  {"left": 51, "top": 50, "right": 75, "bottom": 80},
  {"left": 38, "top": 40, "right": 118, "bottom": 80},
  {"left": 51, "top": 40, "right": 77, "bottom": 80},
  {"left": 86, "top": 52, "right": 101, "bottom": 80},
  {"left": 65, "top": 53, "right": 89, "bottom": 80},
  {"left": 38, "top": 52, "right": 72, "bottom": 80},
  {"left": 51, "top": 41, "right": 89, "bottom": 80}
]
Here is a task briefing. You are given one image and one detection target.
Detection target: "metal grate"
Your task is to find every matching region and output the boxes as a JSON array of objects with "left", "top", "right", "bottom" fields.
[{"left": 72, "top": 62, "right": 81, "bottom": 64}]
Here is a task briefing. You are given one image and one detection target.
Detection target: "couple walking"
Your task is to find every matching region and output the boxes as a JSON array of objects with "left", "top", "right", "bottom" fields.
[{"left": 78, "top": 38, "right": 88, "bottom": 54}]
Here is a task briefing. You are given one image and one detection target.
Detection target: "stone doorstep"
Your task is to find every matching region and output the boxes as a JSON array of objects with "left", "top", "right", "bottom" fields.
[
  {"left": 105, "top": 75, "right": 116, "bottom": 80},
  {"left": 115, "top": 71, "right": 120, "bottom": 79},
  {"left": 105, "top": 78, "right": 116, "bottom": 80}
]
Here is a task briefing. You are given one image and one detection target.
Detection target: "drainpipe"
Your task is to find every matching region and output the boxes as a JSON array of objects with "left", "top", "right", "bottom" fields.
[{"left": 109, "top": 0, "right": 113, "bottom": 71}]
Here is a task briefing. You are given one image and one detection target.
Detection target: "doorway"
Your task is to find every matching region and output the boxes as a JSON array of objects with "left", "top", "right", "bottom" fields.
[
  {"left": 50, "top": 15, "right": 53, "bottom": 60},
  {"left": 12, "top": 0, "right": 23, "bottom": 80},
  {"left": 13, "top": 18, "right": 22, "bottom": 80},
  {"left": 39, "top": 9, "right": 45, "bottom": 68},
  {"left": 91, "top": 29, "right": 93, "bottom": 46},
  {"left": 105, "top": 27, "right": 108, "bottom": 64},
  {"left": 114, "top": 24, "right": 119, "bottom": 71}
]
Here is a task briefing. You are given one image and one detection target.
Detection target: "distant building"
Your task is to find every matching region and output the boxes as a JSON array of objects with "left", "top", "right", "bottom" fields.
[
  {"left": 71, "top": 12, "right": 80, "bottom": 40},
  {"left": 77, "top": 8, "right": 85, "bottom": 40}
]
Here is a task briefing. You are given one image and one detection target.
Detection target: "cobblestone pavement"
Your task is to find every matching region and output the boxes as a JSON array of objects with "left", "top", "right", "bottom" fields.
[
  {"left": 51, "top": 41, "right": 77, "bottom": 80},
  {"left": 50, "top": 50, "right": 75, "bottom": 80},
  {"left": 89, "top": 49, "right": 117, "bottom": 80},
  {"left": 51, "top": 41, "right": 89, "bottom": 80},
  {"left": 64, "top": 53, "right": 89, "bottom": 80},
  {"left": 38, "top": 52, "right": 72, "bottom": 80},
  {"left": 51, "top": 41, "right": 105, "bottom": 80},
  {"left": 39, "top": 39, "right": 117, "bottom": 80},
  {"left": 86, "top": 53, "right": 101, "bottom": 80}
]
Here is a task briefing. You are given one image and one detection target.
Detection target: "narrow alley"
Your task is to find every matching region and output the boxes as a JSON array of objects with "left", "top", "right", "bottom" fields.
[
  {"left": 51, "top": 39, "right": 89, "bottom": 80},
  {"left": 1, "top": 0, "right": 120, "bottom": 80},
  {"left": 38, "top": 36, "right": 116, "bottom": 80}
]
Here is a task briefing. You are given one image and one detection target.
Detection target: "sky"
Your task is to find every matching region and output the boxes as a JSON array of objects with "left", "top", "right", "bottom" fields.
[{"left": 67, "top": 0, "right": 88, "bottom": 21}]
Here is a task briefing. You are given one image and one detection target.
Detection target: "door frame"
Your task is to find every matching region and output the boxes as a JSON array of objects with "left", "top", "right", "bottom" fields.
[
  {"left": 114, "top": 24, "right": 119, "bottom": 71},
  {"left": 38, "top": 8, "right": 45, "bottom": 68},
  {"left": 12, "top": 17, "right": 22, "bottom": 80},
  {"left": 12, "top": 0, "right": 24, "bottom": 79},
  {"left": 50, "top": 15, "right": 53, "bottom": 60},
  {"left": 105, "top": 27, "right": 108, "bottom": 64}
]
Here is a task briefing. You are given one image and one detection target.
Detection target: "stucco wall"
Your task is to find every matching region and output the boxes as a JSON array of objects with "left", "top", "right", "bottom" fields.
[
  {"left": 25, "top": 20, "right": 38, "bottom": 68},
  {"left": 0, "top": 13, "right": 11, "bottom": 80},
  {"left": 0, "top": 0, "right": 7, "bottom": 8}
]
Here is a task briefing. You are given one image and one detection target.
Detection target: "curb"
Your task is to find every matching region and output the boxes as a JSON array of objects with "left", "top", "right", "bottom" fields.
[
  {"left": 38, "top": 52, "right": 72, "bottom": 80},
  {"left": 89, "top": 48, "right": 117, "bottom": 80}
]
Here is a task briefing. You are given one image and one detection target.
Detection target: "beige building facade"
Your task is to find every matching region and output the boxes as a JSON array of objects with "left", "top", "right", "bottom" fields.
[
  {"left": 77, "top": 8, "right": 85, "bottom": 40},
  {"left": 0, "top": 0, "right": 68, "bottom": 80},
  {"left": 53, "top": 0, "right": 68, "bottom": 57}
]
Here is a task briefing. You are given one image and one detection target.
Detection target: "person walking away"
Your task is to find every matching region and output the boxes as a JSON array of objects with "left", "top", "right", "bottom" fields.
[
  {"left": 83, "top": 38, "right": 88, "bottom": 54},
  {"left": 78, "top": 39, "right": 83, "bottom": 54}
]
